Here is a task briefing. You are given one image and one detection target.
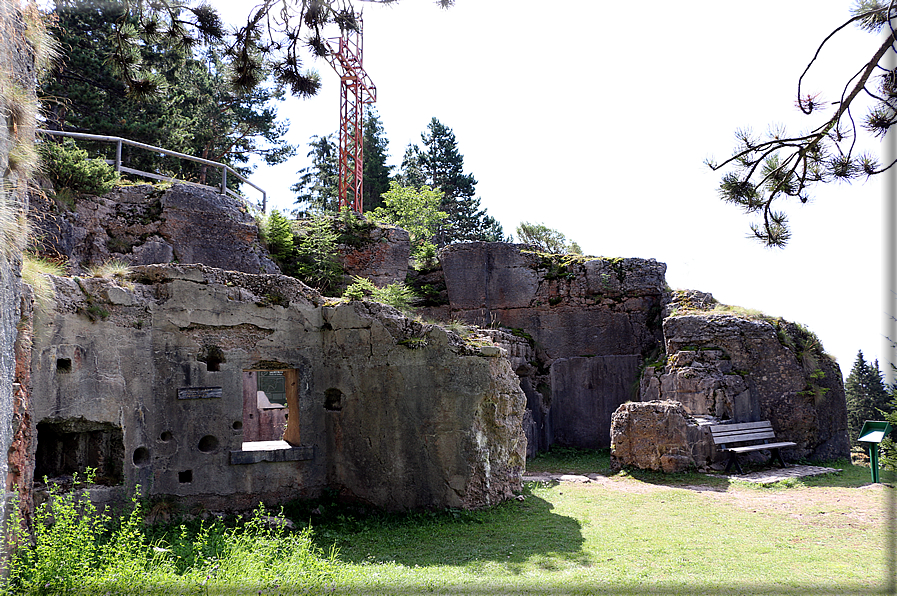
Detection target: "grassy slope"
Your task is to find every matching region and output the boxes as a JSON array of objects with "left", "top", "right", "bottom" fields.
[{"left": 304, "top": 450, "right": 894, "bottom": 595}]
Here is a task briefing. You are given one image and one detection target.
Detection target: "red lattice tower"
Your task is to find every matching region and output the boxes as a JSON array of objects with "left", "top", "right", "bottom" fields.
[{"left": 326, "top": 15, "right": 376, "bottom": 213}]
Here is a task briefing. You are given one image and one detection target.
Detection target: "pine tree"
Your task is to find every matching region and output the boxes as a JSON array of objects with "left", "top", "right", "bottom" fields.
[
  {"left": 399, "top": 118, "right": 504, "bottom": 245},
  {"left": 362, "top": 108, "right": 393, "bottom": 212},
  {"left": 710, "top": 2, "right": 897, "bottom": 247},
  {"left": 42, "top": 0, "right": 295, "bottom": 186},
  {"left": 845, "top": 351, "right": 891, "bottom": 446},
  {"left": 292, "top": 135, "right": 339, "bottom": 214}
]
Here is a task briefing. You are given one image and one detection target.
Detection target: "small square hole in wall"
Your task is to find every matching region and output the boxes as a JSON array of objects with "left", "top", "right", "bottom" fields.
[
  {"left": 57, "top": 358, "right": 72, "bottom": 373},
  {"left": 178, "top": 470, "right": 193, "bottom": 483}
]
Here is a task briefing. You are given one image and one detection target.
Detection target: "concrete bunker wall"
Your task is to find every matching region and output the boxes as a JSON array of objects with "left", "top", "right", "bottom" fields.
[{"left": 30, "top": 264, "right": 527, "bottom": 511}]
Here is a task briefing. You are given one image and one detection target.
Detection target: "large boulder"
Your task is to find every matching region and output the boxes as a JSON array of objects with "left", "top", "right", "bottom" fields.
[
  {"left": 610, "top": 400, "right": 712, "bottom": 473},
  {"left": 437, "top": 242, "right": 668, "bottom": 453}
]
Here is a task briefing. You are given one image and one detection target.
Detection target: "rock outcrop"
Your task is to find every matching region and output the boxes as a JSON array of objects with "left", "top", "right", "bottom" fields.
[
  {"left": 30, "top": 183, "right": 279, "bottom": 275},
  {"left": 629, "top": 311, "right": 849, "bottom": 468},
  {"left": 437, "top": 243, "right": 667, "bottom": 454},
  {"left": 30, "top": 264, "right": 526, "bottom": 511}
]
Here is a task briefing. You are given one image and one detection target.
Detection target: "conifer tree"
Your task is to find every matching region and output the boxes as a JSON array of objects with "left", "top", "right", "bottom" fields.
[
  {"left": 43, "top": 0, "right": 295, "bottom": 185},
  {"left": 400, "top": 118, "right": 504, "bottom": 245},
  {"left": 292, "top": 135, "right": 340, "bottom": 214},
  {"left": 362, "top": 108, "right": 393, "bottom": 212},
  {"left": 845, "top": 350, "right": 891, "bottom": 445}
]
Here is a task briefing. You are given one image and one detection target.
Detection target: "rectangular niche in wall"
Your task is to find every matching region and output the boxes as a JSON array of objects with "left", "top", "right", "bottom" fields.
[
  {"left": 241, "top": 369, "right": 300, "bottom": 447},
  {"left": 35, "top": 419, "right": 124, "bottom": 486}
]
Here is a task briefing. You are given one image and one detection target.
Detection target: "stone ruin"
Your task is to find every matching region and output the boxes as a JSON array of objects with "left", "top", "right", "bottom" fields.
[
  {"left": 20, "top": 262, "right": 526, "bottom": 512},
  {"left": 4, "top": 180, "right": 851, "bottom": 517}
]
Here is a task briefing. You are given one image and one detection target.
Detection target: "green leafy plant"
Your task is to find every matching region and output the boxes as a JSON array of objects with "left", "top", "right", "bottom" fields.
[
  {"left": 370, "top": 181, "right": 448, "bottom": 262},
  {"left": 294, "top": 213, "right": 342, "bottom": 293},
  {"left": 38, "top": 138, "right": 120, "bottom": 196},
  {"left": 516, "top": 221, "right": 582, "bottom": 255},
  {"left": 343, "top": 276, "right": 415, "bottom": 313}
]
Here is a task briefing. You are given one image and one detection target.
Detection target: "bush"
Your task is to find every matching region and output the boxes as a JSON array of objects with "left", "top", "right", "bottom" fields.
[
  {"left": 343, "top": 276, "right": 415, "bottom": 313},
  {"left": 294, "top": 214, "right": 343, "bottom": 293},
  {"left": 38, "top": 138, "right": 120, "bottom": 196},
  {"left": 3, "top": 476, "right": 339, "bottom": 594}
]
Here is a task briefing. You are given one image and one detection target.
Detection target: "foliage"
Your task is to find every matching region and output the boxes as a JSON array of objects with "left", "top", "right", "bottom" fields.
[
  {"left": 294, "top": 214, "right": 342, "bottom": 293},
  {"left": 261, "top": 209, "right": 296, "bottom": 264},
  {"left": 515, "top": 221, "right": 582, "bottom": 254},
  {"left": 709, "top": 1, "right": 897, "bottom": 247},
  {"left": 845, "top": 350, "right": 891, "bottom": 446},
  {"left": 293, "top": 108, "right": 393, "bottom": 215},
  {"left": 43, "top": 0, "right": 295, "bottom": 189},
  {"left": 3, "top": 478, "right": 339, "bottom": 594},
  {"left": 362, "top": 107, "right": 394, "bottom": 212},
  {"left": 38, "top": 138, "right": 120, "bottom": 196},
  {"left": 292, "top": 134, "right": 340, "bottom": 214},
  {"left": 343, "top": 276, "right": 414, "bottom": 313},
  {"left": 370, "top": 181, "right": 447, "bottom": 262},
  {"left": 343, "top": 275, "right": 376, "bottom": 301},
  {"left": 107, "top": 0, "right": 454, "bottom": 99},
  {"left": 399, "top": 118, "right": 505, "bottom": 245}
]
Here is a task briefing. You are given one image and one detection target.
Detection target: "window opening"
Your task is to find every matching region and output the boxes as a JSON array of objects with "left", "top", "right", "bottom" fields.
[
  {"left": 35, "top": 420, "right": 124, "bottom": 486},
  {"left": 241, "top": 369, "right": 300, "bottom": 450}
]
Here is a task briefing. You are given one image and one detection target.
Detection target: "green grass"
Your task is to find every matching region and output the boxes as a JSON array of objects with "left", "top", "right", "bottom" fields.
[{"left": 5, "top": 456, "right": 894, "bottom": 595}]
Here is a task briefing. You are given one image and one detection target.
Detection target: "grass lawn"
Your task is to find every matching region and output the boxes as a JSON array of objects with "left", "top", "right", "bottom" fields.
[
  {"left": 292, "top": 449, "right": 896, "bottom": 595},
  {"left": 8, "top": 450, "right": 894, "bottom": 595}
]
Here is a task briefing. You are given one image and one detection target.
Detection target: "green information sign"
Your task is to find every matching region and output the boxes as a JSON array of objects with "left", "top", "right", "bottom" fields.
[{"left": 257, "top": 371, "right": 287, "bottom": 406}]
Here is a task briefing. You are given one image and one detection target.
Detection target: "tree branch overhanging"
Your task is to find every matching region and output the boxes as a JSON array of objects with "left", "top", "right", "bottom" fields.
[{"left": 711, "top": 1, "right": 897, "bottom": 247}]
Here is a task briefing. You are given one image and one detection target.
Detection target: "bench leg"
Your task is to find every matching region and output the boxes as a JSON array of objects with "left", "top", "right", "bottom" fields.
[
  {"left": 724, "top": 452, "right": 744, "bottom": 475},
  {"left": 770, "top": 448, "right": 787, "bottom": 468}
]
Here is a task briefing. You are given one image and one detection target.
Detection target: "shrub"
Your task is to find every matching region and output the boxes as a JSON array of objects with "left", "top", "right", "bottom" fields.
[
  {"left": 261, "top": 209, "right": 295, "bottom": 263},
  {"left": 343, "top": 276, "right": 414, "bottom": 313},
  {"left": 38, "top": 138, "right": 120, "bottom": 196},
  {"left": 294, "top": 214, "right": 342, "bottom": 293}
]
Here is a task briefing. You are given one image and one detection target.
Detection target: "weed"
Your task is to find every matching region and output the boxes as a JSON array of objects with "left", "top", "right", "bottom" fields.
[
  {"left": 87, "top": 259, "right": 132, "bottom": 288},
  {"left": 21, "top": 252, "right": 63, "bottom": 311}
]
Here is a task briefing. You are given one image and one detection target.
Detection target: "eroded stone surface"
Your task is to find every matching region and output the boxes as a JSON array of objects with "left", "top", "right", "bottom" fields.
[
  {"left": 30, "top": 264, "right": 526, "bottom": 511},
  {"left": 29, "top": 184, "right": 279, "bottom": 275},
  {"left": 609, "top": 400, "right": 713, "bottom": 473},
  {"left": 640, "top": 314, "right": 849, "bottom": 461}
]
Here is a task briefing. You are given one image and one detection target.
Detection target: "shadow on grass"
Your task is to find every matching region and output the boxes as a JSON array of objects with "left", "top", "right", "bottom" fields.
[{"left": 284, "top": 487, "right": 588, "bottom": 570}]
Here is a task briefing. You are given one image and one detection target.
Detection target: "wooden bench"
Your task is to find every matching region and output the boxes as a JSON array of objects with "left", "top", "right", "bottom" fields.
[{"left": 709, "top": 421, "right": 797, "bottom": 475}]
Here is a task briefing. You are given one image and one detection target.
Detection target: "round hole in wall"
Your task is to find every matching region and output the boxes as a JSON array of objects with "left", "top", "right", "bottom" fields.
[
  {"left": 232, "top": 421, "right": 243, "bottom": 431},
  {"left": 160, "top": 431, "right": 173, "bottom": 442},
  {"left": 198, "top": 435, "right": 219, "bottom": 453},
  {"left": 133, "top": 446, "right": 150, "bottom": 467}
]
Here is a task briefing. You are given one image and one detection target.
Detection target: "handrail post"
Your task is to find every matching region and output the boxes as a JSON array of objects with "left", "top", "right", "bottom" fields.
[
  {"left": 115, "top": 140, "right": 122, "bottom": 172},
  {"left": 262, "top": 191, "right": 267, "bottom": 213},
  {"left": 221, "top": 166, "right": 227, "bottom": 196}
]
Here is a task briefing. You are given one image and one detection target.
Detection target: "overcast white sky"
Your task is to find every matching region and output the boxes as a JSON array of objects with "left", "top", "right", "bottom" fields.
[{"left": 216, "top": 1, "right": 886, "bottom": 379}]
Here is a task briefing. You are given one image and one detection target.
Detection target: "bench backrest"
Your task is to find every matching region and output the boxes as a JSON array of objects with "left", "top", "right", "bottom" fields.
[{"left": 710, "top": 421, "right": 776, "bottom": 446}]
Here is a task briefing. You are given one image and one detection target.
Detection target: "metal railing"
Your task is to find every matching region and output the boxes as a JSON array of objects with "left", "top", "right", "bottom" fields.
[{"left": 36, "top": 129, "right": 267, "bottom": 212}]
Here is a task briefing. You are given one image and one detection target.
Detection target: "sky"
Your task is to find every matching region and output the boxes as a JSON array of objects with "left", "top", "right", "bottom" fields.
[{"left": 214, "top": 1, "right": 887, "bottom": 380}]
